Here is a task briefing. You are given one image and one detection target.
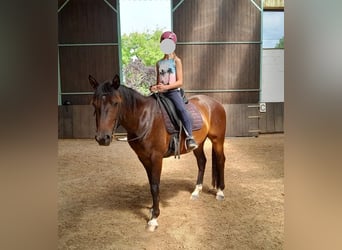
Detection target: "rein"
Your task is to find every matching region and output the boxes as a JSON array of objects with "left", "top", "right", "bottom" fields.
[
  {"left": 127, "top": 129, "right": 150, "bottom": 142},
  {"left": 111, "top": 117, "right": 120, "bottom": 141},
  {"left": 113, "top": 123, "right": 150, "bottom": 143}
]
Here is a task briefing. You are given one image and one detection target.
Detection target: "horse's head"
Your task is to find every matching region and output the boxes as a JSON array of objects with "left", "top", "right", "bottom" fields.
[{"left": 89, "top": 74, "right": 121, "bottom": 146}]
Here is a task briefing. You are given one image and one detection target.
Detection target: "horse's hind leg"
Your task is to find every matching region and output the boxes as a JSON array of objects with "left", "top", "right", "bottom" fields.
[
  {"left": 211, "top": 138, "right": 226, "bottom": 200},
  {"left": 190, "top": 142, "right": 207, "bottom": 200}
]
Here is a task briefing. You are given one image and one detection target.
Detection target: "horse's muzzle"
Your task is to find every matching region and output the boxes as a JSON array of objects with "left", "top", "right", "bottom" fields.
[{"left": 95, "top": 134, "right": 112, "bottom": 146}]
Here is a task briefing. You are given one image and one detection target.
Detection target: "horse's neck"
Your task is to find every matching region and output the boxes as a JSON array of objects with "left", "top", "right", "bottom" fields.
[{"left": 119, "top": 92, "right": 155, "bottom": 134}]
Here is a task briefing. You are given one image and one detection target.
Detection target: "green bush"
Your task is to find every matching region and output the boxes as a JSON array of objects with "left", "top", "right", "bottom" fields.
[{"left": 121, "top": 29, "right": 164, "bottom": 95}]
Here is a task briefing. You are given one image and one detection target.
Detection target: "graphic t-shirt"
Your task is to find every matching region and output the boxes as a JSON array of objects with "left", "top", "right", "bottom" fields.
[{"left": 158, "top": 59, "right": 176, "bottom": 85}]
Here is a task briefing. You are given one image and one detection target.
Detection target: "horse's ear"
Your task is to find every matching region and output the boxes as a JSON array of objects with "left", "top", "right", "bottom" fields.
[
  {"left": 89, "top": 75, "right": 99, "bottom": 89},
  {"left": 111, "top": 74, "right": 120, "bottom": 89}
]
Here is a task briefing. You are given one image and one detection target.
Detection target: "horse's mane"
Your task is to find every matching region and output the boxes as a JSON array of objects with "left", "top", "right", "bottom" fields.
[
  {"left": 118, "top": 85, "right": 149, "bottom": 112},
  {"left": 94, "top": 81, "right": 151, "bottom": 114}
]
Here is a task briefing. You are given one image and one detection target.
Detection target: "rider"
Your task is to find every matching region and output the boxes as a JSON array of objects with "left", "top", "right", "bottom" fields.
[{"left": 150, "top": 31, "right": 198, "bottom": 151}]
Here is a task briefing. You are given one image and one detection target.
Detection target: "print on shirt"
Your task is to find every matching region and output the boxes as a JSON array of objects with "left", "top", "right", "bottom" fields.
[{"left": 158, "top": 59, "right": 176, "bottom": 85}]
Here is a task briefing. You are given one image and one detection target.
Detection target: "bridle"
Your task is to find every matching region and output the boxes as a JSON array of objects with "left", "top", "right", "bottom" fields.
[
  {"left": 107, "top": 93, "right": 150, "bottom": 143},
  {"left": 111, "top": 117, "right": 120, "bottom": 142}
]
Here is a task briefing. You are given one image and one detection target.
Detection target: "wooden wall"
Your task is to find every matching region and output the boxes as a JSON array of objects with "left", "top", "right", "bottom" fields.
[
  {"left": 169, "top": 0, "right": 282, "bottom": 137},
  {"left": 225, "top": 104, "right": 259, "bottom": 137},
  {"left": 58, "top": 0, "right": 119, "bottom": 105},
  {"left": 58, "top": 102, "right": 284, "bottom": 138},
  {"left": 224, "top": 102, "right": 284, "bottom": 137},
  {"left": 58, "top": 105, "right": 96, "bottom": 138},
  {"left": 58, "top": 0, "right": 284, "bottom": 138},
  {"left": 259, "top": 102, "right": 284, "bottom": 133},
  {"left": 172, "top": 0, "right": 261, "bottom": 104}
]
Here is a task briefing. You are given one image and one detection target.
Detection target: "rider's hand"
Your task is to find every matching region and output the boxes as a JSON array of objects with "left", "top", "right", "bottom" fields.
[
  {"left": 156, "top": 83, "right": 168, "bottom": 93},
  {"left": 150, "top": 85, "right": 158, "bottom": 93}
]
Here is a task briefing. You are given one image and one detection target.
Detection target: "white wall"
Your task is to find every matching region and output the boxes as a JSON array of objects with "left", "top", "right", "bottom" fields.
[{"left": 260, "top": 49, "right": 284, "bottom": 102}]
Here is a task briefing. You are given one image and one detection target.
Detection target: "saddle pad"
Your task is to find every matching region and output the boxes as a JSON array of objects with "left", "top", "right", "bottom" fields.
[{"left": 161, "top": 102, "right": 203, "bottom": 134}]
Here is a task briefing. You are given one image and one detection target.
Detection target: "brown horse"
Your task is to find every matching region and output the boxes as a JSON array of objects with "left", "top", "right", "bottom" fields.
[{"left": 89, "top": 74, "right": 226, "bottom": 231}]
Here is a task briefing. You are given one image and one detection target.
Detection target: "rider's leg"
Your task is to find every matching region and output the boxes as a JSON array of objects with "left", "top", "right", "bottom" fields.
[{"left": 164, "top": 90, "right": 198, "bottom": 150}]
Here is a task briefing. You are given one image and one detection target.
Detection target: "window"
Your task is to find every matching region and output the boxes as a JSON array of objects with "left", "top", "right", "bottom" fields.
[{"left": 263, "top": 11, "right": 284, "bottom": 48}]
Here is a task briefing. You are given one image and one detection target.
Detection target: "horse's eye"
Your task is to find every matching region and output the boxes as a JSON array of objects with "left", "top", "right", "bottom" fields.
[{"left": 112, "top": 102, "right": 118, "bottom": 107}]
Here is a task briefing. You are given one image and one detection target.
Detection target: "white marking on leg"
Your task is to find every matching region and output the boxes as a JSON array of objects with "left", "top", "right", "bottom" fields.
[
  {"left": 216, "top": 188, "right": 224, "bottom": 200},
  {"left": 190, "top": 184, "right": 203, "bottom": 200},
  {"left": 148, "top": 218, "right": 158, "bottom": 227},
  {"left": 146, "top": 218, "right": 159, "bottom": 232}
]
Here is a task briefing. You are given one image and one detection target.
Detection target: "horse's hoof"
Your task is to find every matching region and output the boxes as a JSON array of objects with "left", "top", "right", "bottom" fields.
[
  {"left": 190, "top": 184, "right": 202, "bottom": 200},
  {"left": 146, "top": 218, "right": 158, "bottom": 232},
  {"left": 216, "top": 194, "right": 224, "bottom": 200},
  {"left": 216, "top": 189, "right": 224, "bottom": 200},
  {"left": 190, "top": 194, "right": 199, "bottom": 200},
  {"left": 146, "top": 224, "right": 158, "bottom": 232}
]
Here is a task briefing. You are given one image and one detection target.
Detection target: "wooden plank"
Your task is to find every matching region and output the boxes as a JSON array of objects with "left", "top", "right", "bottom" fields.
[
  {"left": 58, "top": 106, "right": 64, "bottom": 138},
  {"left": 247, "top": 105, "right": 260, "bottom": 136},
  {"left": 72, "top": 105, "right": 96, "bottom": 138},
  {"left": 72, "top": 106, "right": 83, "bottom": 138},
  {"left": 274, "top": 102, "right": 284, "bottom": 132},
  {"left": 259, "top": 111, "right": 267, "bottom": 133},
  {"left": 58, "top": 105, "right": 73, "bottom": 138},
  {"left": 178, "top": 44, "right": 260, "bottom": 89},
  {"left": 265, "top": 103, "right": 275, "bottom": 132},
  {"left": 258, "top": 102, "right": 284, "bottom": 133},
  {"left": 225, "top": 104, "right": 258, "bottom": 137},
  {"left": 87, "top": 106, "right": 97, "bottom": 138},
  {"left": 58, "top": 0, "right": 118, "bottom": 44},
  {"left": 263, "top": 0, "right": 284, "bottom": 10},
  {"left": 58, "top": 105, "right": 101, "bottom": 139},
  {"left": 61, "top": 94, "right": 93, "bottom": 106},
  {"left": 59, "top": 45, "right": 119, "bottom": 94},
  {"left": 174, "top": 0, "right": 260, "bottom": 42}
]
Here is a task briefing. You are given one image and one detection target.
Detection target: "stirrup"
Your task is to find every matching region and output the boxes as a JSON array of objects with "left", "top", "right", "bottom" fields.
[{"left": 186, "top": 137, "right": 198, "bottom": 151}]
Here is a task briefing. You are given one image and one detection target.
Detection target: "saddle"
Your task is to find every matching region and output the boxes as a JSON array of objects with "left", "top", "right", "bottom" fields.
[{"left": 153, "top": 90, "right": 203, "bottom": 158}]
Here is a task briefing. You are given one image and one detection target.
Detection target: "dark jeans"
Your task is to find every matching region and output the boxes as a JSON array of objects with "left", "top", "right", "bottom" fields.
[{"left": 164, "top": 89, "right": 193, "bottom": 137}]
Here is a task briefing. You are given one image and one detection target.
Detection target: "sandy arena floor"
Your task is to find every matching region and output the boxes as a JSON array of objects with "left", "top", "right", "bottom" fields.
[{"left": 58, "top": 134, "right": 284, "bottom": 249}]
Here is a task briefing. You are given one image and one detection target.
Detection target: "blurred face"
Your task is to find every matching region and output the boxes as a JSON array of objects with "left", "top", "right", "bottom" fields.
[{"left": 160, "top": 39, "right": 176, "bottom": 54}]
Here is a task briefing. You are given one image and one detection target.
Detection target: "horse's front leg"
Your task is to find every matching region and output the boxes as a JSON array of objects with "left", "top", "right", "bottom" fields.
[
  {"left": 140, "top": 155, "right": 163, "bottom": 232},
  {"left": 147, "top": 182, "right": 160, "bottom": 231}
]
